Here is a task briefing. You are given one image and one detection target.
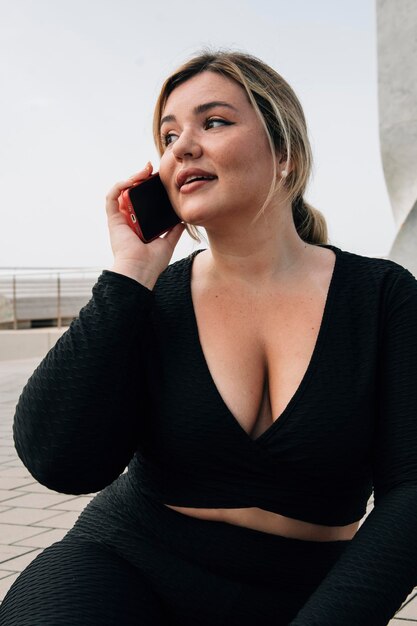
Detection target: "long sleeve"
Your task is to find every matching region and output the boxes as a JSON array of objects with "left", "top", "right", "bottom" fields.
[
  {"left": 13, "top": 270, "right": 155, "bottom": 495},
  {"left": 290, "top": 267, "right": 417, "bottom": 625}
]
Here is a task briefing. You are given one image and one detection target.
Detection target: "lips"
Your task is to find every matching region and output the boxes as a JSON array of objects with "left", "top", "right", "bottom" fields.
[{"left": 176, "top": 168, "right": 217, "bottom": 189}]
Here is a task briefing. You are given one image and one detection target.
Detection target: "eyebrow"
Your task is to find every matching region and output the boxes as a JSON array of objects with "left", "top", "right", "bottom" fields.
[{"left": 160, "top": 101, "right": 238, "bottom": 128}]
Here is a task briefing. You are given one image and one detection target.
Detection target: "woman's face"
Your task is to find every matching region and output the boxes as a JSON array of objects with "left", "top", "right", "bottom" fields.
[{"left": 158, "top": 71, "right": 278, "bottom": 229}]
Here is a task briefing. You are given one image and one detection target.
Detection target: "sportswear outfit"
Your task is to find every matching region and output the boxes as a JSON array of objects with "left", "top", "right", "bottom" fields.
[{"left": 1, "top": 244, "right": 417, "bottom": 625}]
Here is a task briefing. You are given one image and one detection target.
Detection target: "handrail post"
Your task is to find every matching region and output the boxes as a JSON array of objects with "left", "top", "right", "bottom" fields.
[{"left": 12, "top": 275, "right": 17, "bottom": 330}]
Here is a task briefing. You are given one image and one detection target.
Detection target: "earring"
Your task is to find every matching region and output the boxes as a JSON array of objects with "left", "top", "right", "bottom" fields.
[{"left": 281, "top": 170, "right": 288, "bottom": 178}]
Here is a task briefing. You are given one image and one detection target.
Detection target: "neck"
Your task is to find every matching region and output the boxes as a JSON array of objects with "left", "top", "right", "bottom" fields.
[{"left": 200, "top": 206, "right": 315, "bottom": 288}]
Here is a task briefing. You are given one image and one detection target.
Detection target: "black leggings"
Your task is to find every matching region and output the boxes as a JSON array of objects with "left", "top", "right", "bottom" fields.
[{"left": 0, "top": 485, "right": 349, "bottom": 625}]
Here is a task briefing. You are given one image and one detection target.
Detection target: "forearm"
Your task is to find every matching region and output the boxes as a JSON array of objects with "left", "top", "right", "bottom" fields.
[
  {"left": 290, "top": 485, "right": 417, "bottom": 625},
  {"left": 13, "top": 270, "right": 154, "bottom": 494}
]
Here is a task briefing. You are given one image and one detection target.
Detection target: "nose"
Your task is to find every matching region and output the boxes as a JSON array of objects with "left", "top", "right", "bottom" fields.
[{"left": 171, "top": 128, "right": 202, "bottom": 160}]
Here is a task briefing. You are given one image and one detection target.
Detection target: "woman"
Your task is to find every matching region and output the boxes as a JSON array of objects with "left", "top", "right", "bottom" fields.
[{"left": 1, "top": 50, "right": 416, "bottom": 625}]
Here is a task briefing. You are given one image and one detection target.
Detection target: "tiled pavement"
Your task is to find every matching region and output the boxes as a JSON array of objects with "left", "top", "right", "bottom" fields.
[
  {"left": 0, "top": 356, "right": 416, "bottom": 623},
  {"left": 0, "top": 357, "right": 96, "bottom": 606}
]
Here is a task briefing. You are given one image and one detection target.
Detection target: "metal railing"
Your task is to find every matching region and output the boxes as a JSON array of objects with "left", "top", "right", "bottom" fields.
[{"left": 0, "top": 268, "right": 101, "bottom": 329}]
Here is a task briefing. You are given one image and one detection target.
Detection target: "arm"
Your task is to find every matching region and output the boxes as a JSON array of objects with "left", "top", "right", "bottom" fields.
[
  {"left": 13, "top": 166, "right": 185, "bottom": 496},
  {"left": 290, "top": 267, "right": 417, "bottom": 625},
  {"left": 13, "top": 270, "right": 154, "bottom": 495}
]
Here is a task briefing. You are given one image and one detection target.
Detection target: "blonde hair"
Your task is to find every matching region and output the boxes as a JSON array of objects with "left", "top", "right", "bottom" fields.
[{"left": 153, "top": 49, "right": 328, "bottom": 245}]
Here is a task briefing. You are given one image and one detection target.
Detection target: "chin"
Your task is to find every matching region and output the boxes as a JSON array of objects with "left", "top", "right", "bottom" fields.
[
  {"left": 174, "top": 202, "right": 219, "bottom": 227},
  {"left": 178, "top": 214, "right": 210, "bottom": 229}
]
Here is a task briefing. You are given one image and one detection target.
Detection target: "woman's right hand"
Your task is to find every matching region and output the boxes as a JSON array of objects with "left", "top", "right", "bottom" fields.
[{"left": 106, "top": 162, "right": 185, "bottom": 289}]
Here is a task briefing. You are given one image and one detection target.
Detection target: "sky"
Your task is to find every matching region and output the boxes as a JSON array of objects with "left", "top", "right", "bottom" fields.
[{"left": 0, "top": 0, "right": 395, "bottom": 269}]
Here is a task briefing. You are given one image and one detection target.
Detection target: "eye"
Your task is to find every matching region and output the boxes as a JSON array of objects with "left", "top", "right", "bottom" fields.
[
  {"left": 204, "top": 118, "right": 232, "bottom": 129},
  {"left": 161, "top": 132, "right": 178, "bottom": 147}
]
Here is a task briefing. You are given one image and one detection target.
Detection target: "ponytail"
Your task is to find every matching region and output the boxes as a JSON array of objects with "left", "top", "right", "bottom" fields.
[{"left": 292, "top": 196, "right": 328, "bottom": 245}]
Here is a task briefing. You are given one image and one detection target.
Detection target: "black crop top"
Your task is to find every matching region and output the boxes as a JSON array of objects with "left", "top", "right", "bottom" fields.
[{"left": 13, "top": 243, "right": 417, "bottom": 624}]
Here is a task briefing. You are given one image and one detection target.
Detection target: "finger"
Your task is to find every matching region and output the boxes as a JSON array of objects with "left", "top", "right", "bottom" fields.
[
  {"left": 105, "top": 183, "right": 129, "bottom": 220},
  {"left": 107, "top": 163, "right": 153, "bottom": 200},
  {"left": 105, "top": 163, "right": 153, "bottom": 217},
  {"left": 128, "top": 162, "right": 153, "bottom": 184}
]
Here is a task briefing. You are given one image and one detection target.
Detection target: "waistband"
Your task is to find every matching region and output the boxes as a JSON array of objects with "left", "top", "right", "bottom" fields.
[
  {"left": 135, "top": 488, "right": 350, "bottom": 587},
  {"left": 72, "top": 479, "right": 351, "bottom": 589}
]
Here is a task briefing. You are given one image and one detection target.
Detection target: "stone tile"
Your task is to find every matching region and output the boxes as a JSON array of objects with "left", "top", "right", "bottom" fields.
[
  {"left": 0, "top": 573, "right": 19, "bottom": 601},
  {"left": 0, "top": 456, "right": 18, "bottom": 464},
  {"left": 402, "top": 589, "right": 417, "bottom": 604},
  {"left": 0, "top": 569, "right": 19, "bottom": 580},
  {"left": 0, "top": 523, "right": 47, "bottom": 545},
  {"left": 390, "top": 620, "right": 417, "bottom": 624},
  {"left": 396, "top": 592, "right": 417, "bottom": 620},
  {"left": 0, "top": 455, "right": 14, "bottom": 468},
  {"left": 0, "top": 457, "right": 16, "bottom": 466},
  {"left": 0, "top": 492, "right": 77, "bottom": 509},
  {"left": 0, "top": 476, "right": 36, "bottom": 490},
  {"left": 15, "top": 481, "right": 58, "bottom": 494},
  {"left": 0, "top": 546, "right": 33, "bottom": 562},
  {"left": 0, "top": 466, "right": 32, "bottom": 478},
  {"left": 14, "top": 527, "right": 68, "bottom": 548},
  {"left": 0, "top": 549, "right": 43, "bottom": 572},
  {"left": 0, "top": 448, "right": 15, "bottom": 456},
  {"left": 49, "top": 495, "right": 94, "bottom": 512},
  {"left": 0, "top": 569, "right": 18, "bottom": 579},
  {"left": 0, "top": 462, "right": 23, "bottom": 469},
  {"left": 33, "top": 510, "right": 80, "bottom": 529},
  {"left": 0, "top": 490, "right": 25, "bottom": 503},
  {"left": 0, "top": 507, "right": 68, "bottom": 526}
]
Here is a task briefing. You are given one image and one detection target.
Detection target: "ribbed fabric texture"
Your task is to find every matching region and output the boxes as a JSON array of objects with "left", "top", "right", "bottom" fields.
[
  {"left": 13, "top": 271, "right": 154, "bottom": 494},
  {"left": 0, "top": 494, "right": 349, "bottom": 625},
  {"left": 0, "top": 536, "right": 171, "bottom": 625},
  {"left": 12, "top": 243, "right": 417, "bottom": 624}
]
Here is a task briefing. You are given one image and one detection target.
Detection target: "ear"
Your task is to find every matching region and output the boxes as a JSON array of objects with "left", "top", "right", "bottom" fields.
[{"left": 276, "top": 151, "right": 292, "bottom": 178}]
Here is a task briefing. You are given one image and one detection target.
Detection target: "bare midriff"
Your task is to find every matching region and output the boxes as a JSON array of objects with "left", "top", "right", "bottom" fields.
[{"left": 163, "top": 504, "right": 359, "bottom": 542}]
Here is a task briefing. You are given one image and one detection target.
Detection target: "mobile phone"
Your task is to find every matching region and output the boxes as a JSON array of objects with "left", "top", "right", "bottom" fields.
[{"left": 119, "top": 173, "right": 181, "bottom": 243}]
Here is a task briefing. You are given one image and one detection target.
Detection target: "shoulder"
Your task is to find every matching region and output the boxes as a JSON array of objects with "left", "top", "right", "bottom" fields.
[
  {"left": 155, "top": 249, "right": 205, "bottom": 285},
  {"left": 152, "top": 249, "right": 207, "bottom": 312},
  {"left": 337, "top": 245, "right": 416, "bottom": 284},
  {"left": 336, "top": 246, "right": 417, "bottom": 312}
]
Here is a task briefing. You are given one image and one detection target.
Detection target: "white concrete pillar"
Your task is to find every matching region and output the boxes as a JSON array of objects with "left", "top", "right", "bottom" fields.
[{"left": 377, "top": 0, "right": 417, "bottom": 275}]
